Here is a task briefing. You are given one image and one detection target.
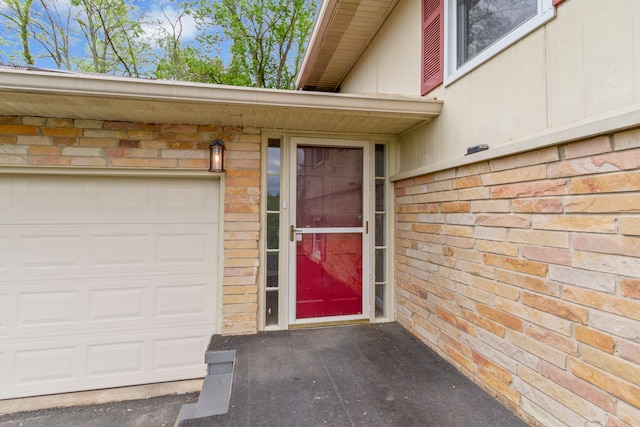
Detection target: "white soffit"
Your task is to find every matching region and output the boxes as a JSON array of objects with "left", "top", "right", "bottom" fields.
[
  {"left": 0, "top": 68, "right": 440, "bottom": 135},
  {"left": 296, "top": 0, "right": 400, "bottom": 92}
]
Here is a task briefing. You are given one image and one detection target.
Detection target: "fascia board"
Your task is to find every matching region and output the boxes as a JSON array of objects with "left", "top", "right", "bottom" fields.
[{"left": 0, "top": 68, "right": 442, "bottom": 119}]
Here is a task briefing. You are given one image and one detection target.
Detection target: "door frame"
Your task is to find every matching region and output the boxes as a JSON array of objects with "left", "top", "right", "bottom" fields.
[{"left": 286, "top": 136, "right": 372, "bottom": 326}]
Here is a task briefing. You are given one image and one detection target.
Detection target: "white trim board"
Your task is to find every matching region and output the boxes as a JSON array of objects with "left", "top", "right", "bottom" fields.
[
  {"left": 391, "top": 103, "right": 640, "bottom": 182},
  {"left": 0, "top": 166, "right": 221, "bottom": 179}
]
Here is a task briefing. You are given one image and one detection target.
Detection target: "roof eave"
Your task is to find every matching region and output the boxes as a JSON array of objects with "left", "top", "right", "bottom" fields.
[
  {"left": 0, "top": 68, "right": 442, "bottom": 135},
  {"left": 296, "top": 0, "right": 400, "bottom": 92}
]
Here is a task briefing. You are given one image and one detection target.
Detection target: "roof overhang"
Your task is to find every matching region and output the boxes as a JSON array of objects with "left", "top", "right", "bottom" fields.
[
  {"left": 0, "top": 68, "right": 440, "bottom": 135},
  {"left": 296, "top": 0, "right": 399, "bottom": 92}
]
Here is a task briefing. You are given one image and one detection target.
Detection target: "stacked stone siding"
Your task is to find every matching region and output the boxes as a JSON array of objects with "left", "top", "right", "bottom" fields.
[
  {"left": 221, "top": 130, "right": 261, "bottom": 335},
  {"left": 394, "top": 128, "right": 640, "bottom": 426},
  {"left": 0, "top": 115, "right": 260, "bottom": 336},
  {"left": 0, "top": 116, "right": 226, "bottom": 168}
]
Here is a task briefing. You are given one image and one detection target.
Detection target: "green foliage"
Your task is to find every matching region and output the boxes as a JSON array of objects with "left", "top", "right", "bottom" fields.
[
  {"left": 30, "top": 1, "right": 75, "bottom": 69},
  {"left": 0, "top": 0, "right": 35, "bottom": 64},
  {"left": 71, "top": 0, "right": 151, "bottom": 76},
  {"left": 191, "top": 0, "right": 318, "bottom": 89},
  {"left": 154, "top": 45, "right": 226, "bottom": 84}
]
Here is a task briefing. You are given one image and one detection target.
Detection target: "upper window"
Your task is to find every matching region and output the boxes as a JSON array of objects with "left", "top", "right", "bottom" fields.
[
  {"left": 456, "top": 0, "right": 537, "bottom": 66},
  {"left": 443, "top": 0, "right": 555, "bottom": 86}
]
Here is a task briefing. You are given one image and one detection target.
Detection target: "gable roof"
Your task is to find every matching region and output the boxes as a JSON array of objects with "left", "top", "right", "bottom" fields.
[
  {"left": 0, "top": 67, "right": 439, "bottom": 135},
  {"left": 296, "top": 0, "right": 399, "bottom": 92}
]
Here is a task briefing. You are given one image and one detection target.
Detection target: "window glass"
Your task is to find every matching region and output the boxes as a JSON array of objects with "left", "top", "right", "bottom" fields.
[
  {"left": 267, "top": 145, "right": 281, "bottom": 174},
  {"left": 445, "top": 0, "right": 555, "bottom": 85},
  {"left": 267, "top": 176, "right": 280, "bottom": 211},
  {"left": 265, "top": 290, "right": 279, "bottom": 326},
  {"left": 375, "top": 179, "right": 385, "bottom": 212},
  {"left": 267, "top": 213, "right": 280, "bottom": 249},
  {"left": 374, "top": 144, "right": 387, "bottom": 319},
  {"left": 266, "top": 252, "right": 279, "bottom": 288},
  {"left": 265, "top": 138, "right": 281, "bottom": 327},
  {"left": 375, "top": 144, "right": 385, "bottom": 177},
  {"left": 456, "top": 0, "right": 536, "bottom": 67},
  {"left": 375, "top": 284, "right": 386, "bottom": 318},
  {"left": 375, "top": 249, "right": 386, "bottom": 283},
  {"left": 296, "top": 146, "right": 363, "bottom": 228},
  {"left": 375, "top": 213, "right": 386, "bottom": 247}
]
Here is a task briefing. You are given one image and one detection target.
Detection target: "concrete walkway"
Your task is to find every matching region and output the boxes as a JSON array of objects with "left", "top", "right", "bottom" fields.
[
  {"left": 187, "top": 322, "right": 527, "bottom": 426},
  {"left": 1, "top": 323, "right": 528, "bottom": 427}
]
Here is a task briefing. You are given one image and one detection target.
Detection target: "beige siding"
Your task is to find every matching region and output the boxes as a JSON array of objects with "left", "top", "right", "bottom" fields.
[
  {"left": 342, "top": 0, "right": 421, "bottom": 95},
  {"left": 341, "top": 0, "right": 640, "bottom": 176}
]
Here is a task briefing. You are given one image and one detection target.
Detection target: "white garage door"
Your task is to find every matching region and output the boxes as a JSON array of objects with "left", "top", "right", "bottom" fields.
[{"left": 0, "top": 173, "right": 221, "bottom": 399}]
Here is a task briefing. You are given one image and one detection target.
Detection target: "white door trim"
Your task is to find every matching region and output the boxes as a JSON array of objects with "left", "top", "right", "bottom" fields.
[{"left": 286, "top": 137, "right": 371, "bottom": 326}]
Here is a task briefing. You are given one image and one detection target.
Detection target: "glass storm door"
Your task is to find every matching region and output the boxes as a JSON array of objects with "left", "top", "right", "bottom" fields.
[{"left": 289, "top": 138, "right": 369, "bottom": 323}]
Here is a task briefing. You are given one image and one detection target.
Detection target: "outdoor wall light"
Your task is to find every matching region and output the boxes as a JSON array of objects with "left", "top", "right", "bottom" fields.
[{"left": 209, "top": 139, "right": 226, "bottom": 172}]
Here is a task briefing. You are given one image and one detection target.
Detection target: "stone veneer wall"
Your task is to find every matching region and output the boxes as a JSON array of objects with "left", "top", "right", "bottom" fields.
[
  {"left": 395, "top": 128, "right": 640, "bottom": 426},
  {"left": 0, "top": 115, "right": 260, "bottom": 336}
]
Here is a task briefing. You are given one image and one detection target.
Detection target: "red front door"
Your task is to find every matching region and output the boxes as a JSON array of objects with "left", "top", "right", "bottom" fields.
[{"left": 291, "top": 140, "right": 368, "bottom": 321}]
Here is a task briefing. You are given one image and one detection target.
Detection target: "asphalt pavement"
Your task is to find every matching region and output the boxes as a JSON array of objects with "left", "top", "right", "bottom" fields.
[{"left": 1, "top": 323, "right": 529, "bottom": 427}]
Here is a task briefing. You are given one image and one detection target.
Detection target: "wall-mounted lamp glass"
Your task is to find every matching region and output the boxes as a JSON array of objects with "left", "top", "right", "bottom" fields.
[{"left": 209, "top": 139, "right": 226, "bottom": 172}]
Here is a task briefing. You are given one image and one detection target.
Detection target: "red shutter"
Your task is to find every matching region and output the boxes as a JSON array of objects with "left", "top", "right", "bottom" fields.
[
  {"left": 421, "top": 0, "right": 444, "bottom": 95},
  {"left": 553, "top": 0, "right": 566, "bottom": 5}
]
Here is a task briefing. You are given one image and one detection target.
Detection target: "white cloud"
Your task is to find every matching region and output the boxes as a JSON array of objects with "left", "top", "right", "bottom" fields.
[{"left": 141, "top": 3, "right": 197, "bottom": 45}]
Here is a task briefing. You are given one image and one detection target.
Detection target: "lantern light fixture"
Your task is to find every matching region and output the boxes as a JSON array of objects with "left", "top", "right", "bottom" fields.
[{"left": 209, "top": 139, "right": 225, "bottom": 172}]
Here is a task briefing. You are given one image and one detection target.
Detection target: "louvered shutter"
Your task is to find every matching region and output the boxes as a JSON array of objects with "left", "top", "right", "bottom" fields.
[{"left": 421, "top": 0, "right": 444, "bottom": 95}]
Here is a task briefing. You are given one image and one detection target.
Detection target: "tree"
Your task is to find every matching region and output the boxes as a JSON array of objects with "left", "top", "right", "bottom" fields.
[
  {"left": 30, "top": 0, "right": 75, "bottom": 69},
  {"left": 192, "top": 0, "right": 318, "bottom": 89},
  {"left": 152, "top": 5, "right": 190, "bottom": 81},
  {"left": 151, "top": 3, "right": 226, "bottom": 84},
  {"left": 0, "top": 0, "right": 35, "bottom": 64},
  {"left": 0, "top": 0, "right": 319, "bottom": 88},
  {"left": 71, "top": 0, "right": 151, "bottom": 76}
]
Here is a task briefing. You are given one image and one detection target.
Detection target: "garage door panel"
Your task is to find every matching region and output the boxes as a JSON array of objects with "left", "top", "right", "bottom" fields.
[
  {"left": 0, "top": 351, "right": 6, "bottom": 391},
  {"left": 17, "top": 290, "right": 81, "bottom": 327},
  {"left": 90, "top": 233, "right": 149, "bottom": 268},
  {"left": 156, "top": 231, "right": 214, "bottom": 266},
  {"left": 3, "top": 226, "right": 217, "bottom": 276},
  {"left": 156, "top": 181, "right": 217, "bottom": 214},
  {"left": 87, "top": 341, "right": 145, "bottom": 379},
  {"left": 0, "top": 174, "right": 220, "bottom": 399},
  {"left": 153, "top": 335, "right": 210, "bottom": 372},
  {"left": 89, "top": 287, "right": 146, "bottom": 323},
  {"left": 0, "top": 235, "right": 8, "bottom": 270},
  {"left": 1, "top": 327, "right": 211, "bottom": 399},
  {"left": 155, "top": 284, "right": 208, "bottom": 318},
  {"left": 0, "top": 181, "right": 10, "bottom": 213},
  {"left": 14, "top": 346, "right": 79, "bottom": 386},
  {"left": 19, "top": 234, "right": 84, "bottom": 270},
  {"left": 93, "top": 180, "right": 150, "bottom": 214},
  {"left": 22, "top": 179, "right": 86, "bottom": 214},
  {"left": 2, "top": 176, "right": 219, "bottom": 225},
  {"left": 0, "top": 275, "right": 215, "bottom": 334},
  {"left": 0, "top": 293, "right": 7, "bottom": 330}
]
